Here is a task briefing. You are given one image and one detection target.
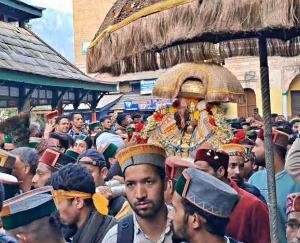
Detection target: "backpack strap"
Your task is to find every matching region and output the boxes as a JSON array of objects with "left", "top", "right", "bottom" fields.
[{"left": 117, "top": 214, "right": 134, "bottom": 243}]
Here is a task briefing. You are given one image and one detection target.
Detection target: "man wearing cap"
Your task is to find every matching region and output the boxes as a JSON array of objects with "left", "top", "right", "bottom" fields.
[
  {"left": 11, "top": 147, "right": 38, "bottom": 192},
  {"left": 220, "top": 144, "right": 266, "bottom": 203},
  {"left": 194, "top": 148, "right": 270, "bottom": 243},
  {"left": 2, "top": 186, "right": 64, "bottom": 243},
  {"left": 72, "top": 134, "right": 92, "bottom": 154},
  {"left": 102, "top": 144, "right": 173, "bottom": 243},
  {"left": 286, "top": 193, "right": 300, "bottom": 243},
  {"left": 164, "top": 156, "right": 196, "bottom": 205},
  {"left": 249, "top": 129, "right": 300, "bottom": 243},
  {"left": 32, "top": 148, "right": 77, "bottom": 188},
  {"left": 2, "top": 136, "right": 16, "bottom": 152},
  {"left": 51, "top": 164, "right": 116, "bottom": 243},
  {"left": 78, "top": 149, "right": 131, "bottom": 220},
  {"left": 89, "top": 121, "right": 102, "bottom": 134},
  {"left": 171, "top": 168, "right": 240, "bottom": 243}
]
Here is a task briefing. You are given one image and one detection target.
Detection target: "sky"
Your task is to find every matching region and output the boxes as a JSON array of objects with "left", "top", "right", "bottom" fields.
[
  {"left": 22, "top": 0, "right": 75, "bottom": 62},
  {"left": 25, "top": 0, "right": 73, "bottom": 14}
]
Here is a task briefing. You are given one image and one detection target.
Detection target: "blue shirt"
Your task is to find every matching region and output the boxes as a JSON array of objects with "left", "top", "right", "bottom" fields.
[{"left": 249, "top": 169, "right": 300, "bottom": 243}]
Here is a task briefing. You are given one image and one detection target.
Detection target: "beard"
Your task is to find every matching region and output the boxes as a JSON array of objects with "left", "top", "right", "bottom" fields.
[
  {"left": 170, "top": 220, "right": 189, "bottom": 242},
  {"left": 254, "top": 157, "right": 266, "bottom": 167},
  {"left": 129, "top": 197, "right": 165, "bottom": 219}
]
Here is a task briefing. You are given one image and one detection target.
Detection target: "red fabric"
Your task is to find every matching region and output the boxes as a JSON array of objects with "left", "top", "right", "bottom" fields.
[
  {"left": 195, "top": 149, "right": 229, "bottom": 169},
  {"left": 227, "top": 180, "right": 271, "bottom": 243},
  {"left": 232, "top": 130, "right": 246, "bottom": 144}
]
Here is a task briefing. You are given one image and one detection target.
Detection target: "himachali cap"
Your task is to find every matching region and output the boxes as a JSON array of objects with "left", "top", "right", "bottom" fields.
[
  {"left": 3, "top": 135, "right": 13, "bottom": 144},
  {"left": 116, "top": 144, "right": 167, "bottom": 173},
  {"left": 165, "top": 156, "right": 195, "bottom": 180},
  {"left": 89, "top": 121, "right": 101, "bottom": 131},
  {"left": 39, "top": 149, "right": 76, "bottom": 170},
  {"left": 74, "top": 134, "right": 93, "bottom": 149},
  {"left": 257, "top": 128, "right": 289, "bottom": 148},
  {"left": 103, "top": 143, "right": 118, "bottom": 160},
  {"left": 220, "top": 144, "right": 246, "bottom": 158},
  {"left": 78, "top": 149, "right": 107, "bottom": 168},
  {"left": 195, "top": 148, "right": 229, "bottom": 171},
  {"left": 175, "top": 168, "right": 239, "bottom": 218},
  {"left": 45, "top": 110, "right": 59, "bottom": 121},
  {"left": 1, "top": 186, "right": 56, "bottom": 230},
  {"left": 65, "top": 149, "right": 80, "bottom": 161},
  {"left": 0, "top": 173, "right": 20, "bottom": 200},
  {"left": 28, "top": 137, "right": 42, "bottom": 148},
  {"left": 0, "top": 149, "right": 16, "bottom": 171},
  {"left": 286, "top": 193, "right": 300, "bottom": 215}
]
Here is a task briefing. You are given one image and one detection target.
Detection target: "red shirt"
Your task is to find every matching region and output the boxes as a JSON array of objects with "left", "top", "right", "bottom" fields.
[{"left": 226, "top": 180, "right": 271, "bottom": 243}]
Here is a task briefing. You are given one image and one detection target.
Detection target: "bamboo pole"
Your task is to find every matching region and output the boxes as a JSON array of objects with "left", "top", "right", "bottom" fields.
[{"left": 258, "top": 36, "right": 279, "bottom": 243}]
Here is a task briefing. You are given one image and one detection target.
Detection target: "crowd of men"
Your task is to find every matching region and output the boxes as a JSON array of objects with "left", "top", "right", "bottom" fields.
[{"left": 0, "top": 110, "right": 298, "bottom": 243}]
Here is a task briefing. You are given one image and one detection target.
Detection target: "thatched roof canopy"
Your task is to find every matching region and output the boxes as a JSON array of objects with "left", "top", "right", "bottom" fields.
[
  {"left": 87, "top": 0, "right": 300, "bottom": 76},
  {"left": 152, "top": 63, "right": 244, "bottom": 103}
]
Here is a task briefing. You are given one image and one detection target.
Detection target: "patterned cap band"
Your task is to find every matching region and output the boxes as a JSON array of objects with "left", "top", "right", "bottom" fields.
[
  {"left": 175, "top": 168, "right": 239, "bottom": 218},
  {"left": 287, "top": 193, "right": 300, "bottom": 215}
]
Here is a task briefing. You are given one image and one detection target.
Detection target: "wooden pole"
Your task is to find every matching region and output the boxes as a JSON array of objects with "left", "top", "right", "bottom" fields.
[{"left": 258, "top": 36, "right": 279, "bottom": 243}]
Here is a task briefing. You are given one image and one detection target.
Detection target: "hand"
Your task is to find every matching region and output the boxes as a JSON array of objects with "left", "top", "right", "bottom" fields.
[{"left": 97, "top": 186, "right": 113, "bottom": 200}]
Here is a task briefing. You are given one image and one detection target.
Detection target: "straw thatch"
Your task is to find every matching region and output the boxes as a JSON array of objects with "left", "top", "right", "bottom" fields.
[
  {"left": 152, "top": 63, "right": 244, "bottom": 103},
  {"left": 87, "top": 0, "right": 300, "bottom": 76}
]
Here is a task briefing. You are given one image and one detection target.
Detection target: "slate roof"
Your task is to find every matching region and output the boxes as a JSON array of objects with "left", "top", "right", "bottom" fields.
[{"left": 0, "top": 21, "right": 98, "bottom": 83}]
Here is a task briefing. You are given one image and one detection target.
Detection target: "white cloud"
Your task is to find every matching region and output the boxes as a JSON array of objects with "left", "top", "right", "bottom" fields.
[{"left": 24, "top": 0, "right": 73, "bottom": 14}]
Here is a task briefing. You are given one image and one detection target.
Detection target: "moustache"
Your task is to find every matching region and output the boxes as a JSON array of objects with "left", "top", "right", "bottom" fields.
[{"left": 134, "top": 200, "right": 152, "bottom": 207}]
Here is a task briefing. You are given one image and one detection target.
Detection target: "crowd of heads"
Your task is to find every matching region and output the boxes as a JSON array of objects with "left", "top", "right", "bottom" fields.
[{"left": 0, "top": 110, "right": 298, "bottom": 243}]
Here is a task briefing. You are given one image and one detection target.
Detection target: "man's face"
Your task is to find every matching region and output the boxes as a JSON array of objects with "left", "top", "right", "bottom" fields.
[
  {"left": 92, "top": 126, "right": 102, "bottom": 134},
  {"left": 47, "top": 138, "right": 65, "bottom": 153},
  {"left": 170, "top": 192, "right": 190, "bottom": 241},
  {"left": 124, "top": 164, "right": 165, "bottom": 218},
  {"left": 32, "top": 163, "right": 52, "bottom": 188},
  {"left": 292, "top": 122, "right": 300, "bottom": 134},
  {"left": 102, "top": 119, "right": 112, "bottom": 130},
  {"left": 286, "top": 212, "right": 300, "bottom": 243},
  {"left": 56, "top": 118, "right": 70, "bottom": 133},
  {"left": 73, "top": 140, "right": 88, "bottom": 154},
  {"left": 227, "top": 155, "right": 245, "bottom": 183},
  {"left": 72, "top": 114, "right": 83, "bottom": 129},
  {"left": 55, "top": 198, "right": 81, "bottom": 225},
  {"left": 79, "top": 157, "right": 106, "bottom": 187},
  {"left": 12, "top": 156, "right": 28, "bottom": 181},
  {"left": 252, "top": 138, "right": 265, "bottom": 163},
  {"left": 122, "top": 115, "right": 133, "bottom": 127},
  {"left": 133, "top": 117, "right": 142, "bottom": 124},
  {"left": 194, "top": 160, "right": 218, "bottom": 178}
]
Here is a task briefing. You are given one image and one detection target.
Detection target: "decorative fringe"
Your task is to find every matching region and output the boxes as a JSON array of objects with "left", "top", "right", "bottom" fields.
[
  {"left": 152, "top": 63, "right": 245, "bottom": 103},
  {"left": 87, "top": 0, "right": 300, "bottom": 75}
]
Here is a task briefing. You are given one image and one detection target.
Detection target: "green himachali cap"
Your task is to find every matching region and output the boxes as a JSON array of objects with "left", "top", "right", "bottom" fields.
[
  {"left": 175, "top": 168, "right": 239, "bottom": 218},
  {"left": 65, "top": 149, "right": 80, "bottom": 161},
  {"left": 0, "top": 172, "right": 20, "bottom": 200},
  {"left": 1, "top": 186, "right": 57, "bottom": 230},
  {"left": 39, "top": 149, "right": 77, "bottom": 170},
  {"left": 103, "top": 143, "right": 118, "bottom": 160},
  {"left": 89, "top": 121, "right": 101, "bottom": 131},
  {"left": 3, "top": 135, "right": 13, "bottom": 144},
  {"left": 28, "top": 137, "right": 42, "bottom": 149}
]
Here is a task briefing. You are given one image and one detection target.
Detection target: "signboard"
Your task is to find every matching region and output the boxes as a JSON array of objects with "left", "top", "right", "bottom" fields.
[
  {"left": 124, "top": 101, "right": 139, "bottom": 111},
  {"left": 124, "top": 99, "right": 173, "bottom": 111},
  {"left": 140, "top": 80, "right": 156, "bottom": 95}
]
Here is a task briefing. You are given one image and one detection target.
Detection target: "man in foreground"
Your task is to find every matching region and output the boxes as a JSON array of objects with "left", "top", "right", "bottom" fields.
[
  {"left": 102, "top": 144, "right": 172, "bottom": 243},
  {"left": 171, "top": 168, "right": 240, "bottom": 243},
  {"left": 51, "top": 163, "right": 116, "bottom": 243}
]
